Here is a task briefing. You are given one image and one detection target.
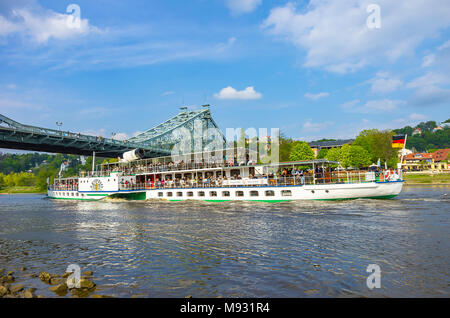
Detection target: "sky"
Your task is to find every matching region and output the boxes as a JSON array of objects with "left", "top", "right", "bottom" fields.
[{"left": 0, "top": 0, "right": 450, "bottom": 147}]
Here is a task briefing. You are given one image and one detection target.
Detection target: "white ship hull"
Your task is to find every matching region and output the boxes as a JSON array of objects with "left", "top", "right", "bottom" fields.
[{"left": 48, "top": 181, "right": 403, "bottom": 202}]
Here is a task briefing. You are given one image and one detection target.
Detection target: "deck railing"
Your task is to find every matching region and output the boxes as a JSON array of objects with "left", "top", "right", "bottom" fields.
[{"left": 52, "top": 170, "right": 402, "bottom": 192}]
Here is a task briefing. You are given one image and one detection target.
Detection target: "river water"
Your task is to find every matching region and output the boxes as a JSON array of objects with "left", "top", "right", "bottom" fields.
[{"left": 0, "top": 186, "right": 448, "bottom": 298}]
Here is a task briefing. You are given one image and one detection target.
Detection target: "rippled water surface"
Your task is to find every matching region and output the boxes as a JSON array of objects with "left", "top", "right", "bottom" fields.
[{"left": 0, "top": 186, "right": 449, "bottom": 297}]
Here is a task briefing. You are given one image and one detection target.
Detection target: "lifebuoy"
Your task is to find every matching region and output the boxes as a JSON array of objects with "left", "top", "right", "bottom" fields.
[{"left": 384, "top": 170, "right": 391, "bottom": 181}]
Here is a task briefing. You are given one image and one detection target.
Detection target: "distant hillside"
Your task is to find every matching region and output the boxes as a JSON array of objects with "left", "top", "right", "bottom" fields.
[{"left": 393, "top": 120, "right": 450, "bottom": 152}]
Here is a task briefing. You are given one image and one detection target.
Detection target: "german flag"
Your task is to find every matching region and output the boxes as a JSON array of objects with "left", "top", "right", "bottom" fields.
[{"left": 392, "top": 135, "right": 406, "bottom": 148}]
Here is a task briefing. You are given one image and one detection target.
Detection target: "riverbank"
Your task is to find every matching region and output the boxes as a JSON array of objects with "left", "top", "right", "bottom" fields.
[
  {"left": 0, "top": 186, "right": 45, "bottom": 194},
  {"left": 0, "top": 267, "right": 113, "bottom": 298},
  {"left": 403, "top": 173, "right": 450, "bottom": 185}
]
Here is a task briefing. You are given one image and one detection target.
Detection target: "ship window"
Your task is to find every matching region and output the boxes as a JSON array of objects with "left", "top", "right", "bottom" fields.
[
  {"left": 177, "top": 192, "right": 183, "bottom": 197},
  {"left": 222, "top": 191, "right": 230, "bottom": 197},
  {"left": 167, "top": 192, "right": 173, "bottom": 197},
  {"left": 198, "top": 191, "right": 205, "bottom": 197},
  {"left": 210, "top": 191, "right": 217, "bottom": 197},
  {"left": 231, "top": 169, "right": 240, "bottom": 178},
  {"left": 265, "top": 190, "right": 275, "bottom": 196},
  {"left": 250, "top": 191, "right": 259, "bottom": 197},
  {"left": 187, "top": 192, "right": 194, "bottom": 197},
  {"left": 281, "top": 190, "right": 292, "bottom": 196},
  {"left": 158, "top": 192, "right": 163, "bottom": 197},
  {"left": 236, "top": 191, "right": 244, "bottom": 197}
]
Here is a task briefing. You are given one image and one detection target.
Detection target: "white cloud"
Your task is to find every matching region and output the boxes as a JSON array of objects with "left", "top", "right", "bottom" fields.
[
  {"left": 422, "top": 54, "right": 435, "bottom": 67},
  {"left": 406, "top": 72, "right": 450, "bottom": 106},
  {"left": 225, "top": 0, "right": 262, "bottom": 15},
  {"left": 0, "top": 5, "right": 100, "bottom": 44},
  {"left": 304, "top": 92, "right": 329, "bottom": 100},
  {"left": 408, "top": 113, "right": 427, "bottom": 121},
  {"left": 0, "top": 97, "right": 43, "bottom": 111},
  {"left": 214, "top": 86, "right": 262, "bottom": 100},
  {"left": 341, "top": 98, "right": 405, "bottom": 113},
  {"left": 302, "top": 119, "right": 334, "bottom": 132},
  {"left": 112, "top": 132, "right": 129, "bottom": 140},
  {"left": 364, "top": 99, "right": 404, "bottom": 112},
  {"left": 162, "top": 91, "right": 175, "bottom": 96},
  {"left": 369, "top": 72, "right": 403, "bottom": 94},
  {"left": 262, "top": 1, "right": 450, "bottom": 73}
]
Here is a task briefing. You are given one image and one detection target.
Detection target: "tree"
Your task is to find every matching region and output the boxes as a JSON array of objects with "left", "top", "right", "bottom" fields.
[
  {"left": 289, "top": 141, "right": 315, "bottom": 161},
  {"left": 353, "top": 129, "right": 398, "bottom": 167},
  {"left": 325, "top": 147, "right": 342, "bottom": 163},
  {"left": 348, "top": 145, "right": 372, "bottom": 168},
  {"left": 317, "top": 148, "right": 329, "bottom": 159},
  {"left": 279, "top": 135, "right": 295, "bottom": 162},
  {"left": 325, "top": 145, "right": 371, "bottom": 168}
]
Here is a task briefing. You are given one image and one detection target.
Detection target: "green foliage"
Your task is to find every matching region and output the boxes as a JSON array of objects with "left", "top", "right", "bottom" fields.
[
  {"left": 353, "top": 129, "right": 397, "bottom": 167},
  {"left": 313, "top": 138, "right": 336, "bottom": 142},
  {"left": 0, "top": 152, "right": 105, "bottom": 191},
  {"left": 0, "top": 172, "right": 36, "bottom": 188},
  {"left": 289, "top": 141, "right": 315, "bottom": 161},
  {"left": 317, "top": 148, "right": 329, "bottom": 159},
  {"left": 279, "top": 135, "right": 295, "bottom": 162},
  {"left": 348, "top": 145, "right": 372, "bottom": 168},
  {"left": 325, "top": 145, "right": 371, "bottom": 168},
  {"left": 394, "top": 123, "right": 450, "bottom": 152}
]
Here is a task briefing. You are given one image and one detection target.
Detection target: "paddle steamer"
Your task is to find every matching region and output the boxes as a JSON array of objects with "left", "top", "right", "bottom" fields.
[{"left": 47, "top": 149, "right": 403, "bottom": 201}]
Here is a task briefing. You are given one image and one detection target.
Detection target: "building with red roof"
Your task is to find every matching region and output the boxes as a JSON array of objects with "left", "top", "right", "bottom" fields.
[{"left": 402, "top": 149, "right": 449, "bottom": 171}]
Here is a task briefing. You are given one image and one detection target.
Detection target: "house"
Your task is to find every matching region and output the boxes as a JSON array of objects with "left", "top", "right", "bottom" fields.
[
  {"left": 433, "top": 126, "right": 443, "bottom": 132},
  {"left": 402, "top": 148, "right": 449, "bottom": 171},
  {"left": 412, "top": 128, "right": 422, "bottom": 135},
  {"left": 308, "top": 139, "right": 354, "bottom": 157}
]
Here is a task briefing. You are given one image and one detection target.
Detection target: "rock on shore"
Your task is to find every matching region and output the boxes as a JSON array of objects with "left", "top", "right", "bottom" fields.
[{"left": 0, "top": 268, "right": 111, "bottom": 298}]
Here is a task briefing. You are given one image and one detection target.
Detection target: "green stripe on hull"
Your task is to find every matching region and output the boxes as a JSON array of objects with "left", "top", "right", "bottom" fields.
[
  {"left": 315, "top": 194, "right": 398, "bottom": 201},
  {"left": 109, "top": 192, "right": 147, "bottom": 200},
  {"left": 87, "top": 193, "right": 108, "bottom": 196}
]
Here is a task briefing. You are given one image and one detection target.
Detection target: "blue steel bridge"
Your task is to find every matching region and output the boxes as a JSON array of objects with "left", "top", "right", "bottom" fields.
[{"left": 0, "top": 105, "right": 224, "bottom": 158}]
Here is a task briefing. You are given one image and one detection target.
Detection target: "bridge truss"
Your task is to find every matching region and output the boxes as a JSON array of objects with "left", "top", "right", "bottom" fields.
[{"left": 0, "top": 106, "right": 224, "bottom": 158}]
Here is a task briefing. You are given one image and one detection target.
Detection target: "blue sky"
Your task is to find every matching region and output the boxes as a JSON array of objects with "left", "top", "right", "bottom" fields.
[{"left": 1, "top": 0, "right": 449, "bottom": 145}]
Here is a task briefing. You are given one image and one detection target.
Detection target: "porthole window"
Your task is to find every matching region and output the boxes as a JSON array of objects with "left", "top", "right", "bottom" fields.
[
  {"left": 158, "top": 192, "right": 163, "bottom": 197},
  {"left": 187, "top": 192, "right": 194, "bottom": 197},
  {"left": 311, "top": 190, "right": 315, "bottom": 194},
  {"left": 236, "top": 191, "right": 244, "bottom": 197},
  {"left": 325, "top": 190, "right": 329, "bottom": 193},
  {"left": 265, "top": 190, "right": 275, "bottom": 197},
  {"left": 250, "top": 191, "right": 259, "bottom": 197},
  {"left": 281, "top": 190, "right": 292, "bottom": 196},
  {"left": 198, "top": 191, "right": 205, "bottom": 197},
  {"left": 167, "top": 192, "right": 173, "bottom": 197},
  {"left": 210, "top": 191, "right": 217, "bottom": 197},
  {"left": 177, "top": 192, "right": 183, "bottom": 197},
  {"left": 222, "top": 191, "right": 230, "bottom": 197}
]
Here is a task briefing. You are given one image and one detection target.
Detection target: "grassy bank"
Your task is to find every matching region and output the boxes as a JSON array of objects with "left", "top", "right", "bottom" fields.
[
  {"left": 403, "top": 173, "right": 450, "bottom": 185},
  {"left": 0, "top": 186, "right": 45, "bottom": 194}
]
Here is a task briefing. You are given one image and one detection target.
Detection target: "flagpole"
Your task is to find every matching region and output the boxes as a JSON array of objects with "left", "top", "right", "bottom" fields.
[{"left": 399, "top": 134, "right": 407, "bottom": 170}]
